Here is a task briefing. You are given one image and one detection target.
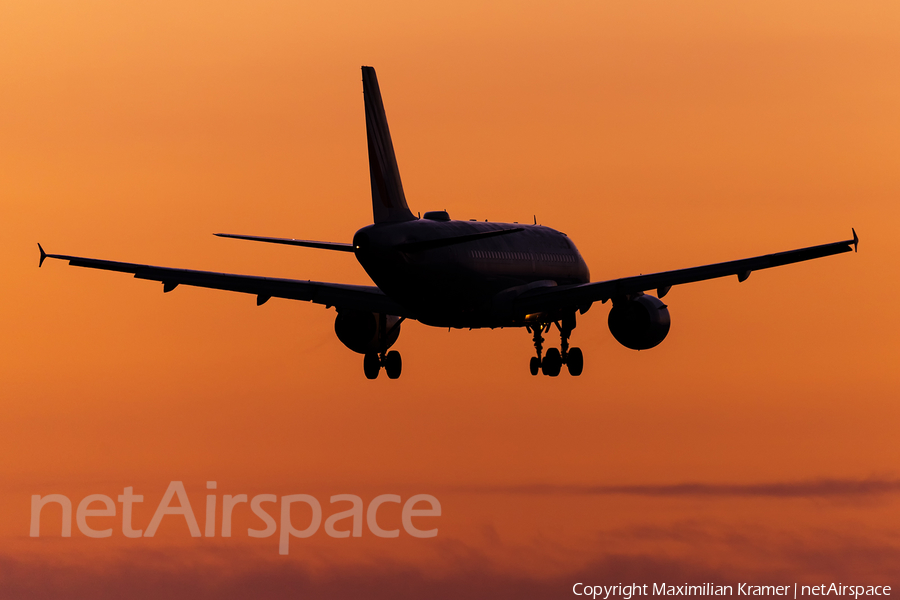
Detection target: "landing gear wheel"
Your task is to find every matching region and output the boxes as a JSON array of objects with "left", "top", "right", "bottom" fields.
[
  {"left": 529, "top": 356, "right": 540, "bottom": 376},
  {"left": 566, "top": 347, "right": 583, "bottom": 376},
  {"left": 363, "top": 353, "right": 380, "bottom": 379},
  {"left": 542, "top": 348, "right": 562, "bottom": 377},
  {"left": 384, "top": 351, "right": 402, "bottom": 379}
]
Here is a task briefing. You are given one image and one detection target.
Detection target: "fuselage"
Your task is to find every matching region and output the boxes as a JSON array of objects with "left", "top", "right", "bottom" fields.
[{"left": 353, "top": 214, "right": 590, "bottom": 328}]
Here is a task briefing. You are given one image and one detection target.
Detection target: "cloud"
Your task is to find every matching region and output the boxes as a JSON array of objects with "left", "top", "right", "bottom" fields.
[
  {"left": 6, "top": 478, "right": 899, "bottom": 599},
  {"left": 2, "top": 529, "right": 898, "bottom": 600},
  {"left": 459, "top": 478, "right": 900, "bottom": 498},
  {"left": 0, "top": 552, "right": 726, "bottom": 600}
]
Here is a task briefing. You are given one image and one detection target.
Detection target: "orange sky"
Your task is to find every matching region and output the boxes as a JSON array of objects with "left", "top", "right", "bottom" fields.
[{"left": 2, "top": 1, "right": 899, "bottom": 597}]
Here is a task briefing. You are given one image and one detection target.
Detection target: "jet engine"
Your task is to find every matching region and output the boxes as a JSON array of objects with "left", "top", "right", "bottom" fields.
[
  {"left": 334, "top": 310, "right": 401, "bottom": 354},
  {"left": 607, "top": 294, "right": 671, "bottom": 350}
]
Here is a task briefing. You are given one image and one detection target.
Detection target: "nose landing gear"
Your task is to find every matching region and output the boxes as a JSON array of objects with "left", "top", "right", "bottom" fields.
[{"left": 527, "top": 313, "right": 583, "bottom": 377}]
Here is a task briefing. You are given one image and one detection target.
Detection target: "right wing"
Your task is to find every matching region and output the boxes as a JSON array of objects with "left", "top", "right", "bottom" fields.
[
  {"left": 38, "top": 245, "right": 414, "bottom": 317},
  {"left": 514, "top": 230, "right": 858, "bottom": 316}
]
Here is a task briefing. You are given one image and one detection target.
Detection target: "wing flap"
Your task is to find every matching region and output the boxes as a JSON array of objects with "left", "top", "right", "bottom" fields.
[{"left": 394, "top": 227, "right": 524, "bottom": 253}]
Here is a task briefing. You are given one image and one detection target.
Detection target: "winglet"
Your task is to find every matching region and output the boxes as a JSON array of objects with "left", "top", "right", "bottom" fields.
[
  {"left": 852, "top": 228, "right": 858, "bottom": 253},
  {"left": 38, "top": 243, "right": 47, "bottom": 267}
]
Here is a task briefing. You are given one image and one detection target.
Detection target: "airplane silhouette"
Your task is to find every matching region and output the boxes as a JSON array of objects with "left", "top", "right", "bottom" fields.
[{"left": 39, "top": 66, "right": 858, "bottom": 379}]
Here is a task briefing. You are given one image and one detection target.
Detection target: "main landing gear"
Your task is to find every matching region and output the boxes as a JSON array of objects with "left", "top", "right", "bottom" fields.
[
  {"left": 360, "top": 313, "right": 404, "bottom": 380},
  {"left": 527, "top": 313, "right": 583, "bottom": 377},
  {"left": 363, "top": 350, "right": 402, "bottom": 380}
]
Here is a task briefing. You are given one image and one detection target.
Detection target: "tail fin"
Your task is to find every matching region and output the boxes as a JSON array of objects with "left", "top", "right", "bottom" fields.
[{"left": 362, "top": 66, "right": 416, "bottom": 224}]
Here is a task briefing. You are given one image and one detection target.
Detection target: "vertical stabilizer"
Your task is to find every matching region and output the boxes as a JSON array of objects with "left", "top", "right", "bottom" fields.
[{"left": 362, "top": 66, "right": 416, "bottom": 224}]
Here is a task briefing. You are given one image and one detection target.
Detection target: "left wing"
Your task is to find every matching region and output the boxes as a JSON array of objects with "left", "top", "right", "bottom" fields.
[
  {"left": 38, "top": 245, "right": 415, "bottom": 317},
  {"left": 514, "top": 230, "right": 858, "bottom": 315}
]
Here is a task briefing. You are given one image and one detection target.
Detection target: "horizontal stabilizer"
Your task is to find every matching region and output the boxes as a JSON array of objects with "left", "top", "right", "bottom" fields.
[
  {"left": 394, "top": 228, "right": 524, "bottom": 253},
  {"left": 215, "top": 233, "right": 355, "bottom": 252}
]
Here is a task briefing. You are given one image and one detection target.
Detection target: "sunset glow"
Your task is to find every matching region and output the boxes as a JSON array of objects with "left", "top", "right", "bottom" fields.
[{"left": 2, "top": 1, "right": 899, "bottom": 597}]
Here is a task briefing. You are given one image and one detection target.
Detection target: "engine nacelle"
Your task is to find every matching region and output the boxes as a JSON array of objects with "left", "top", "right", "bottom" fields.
[
  {"left": 334, "top": 310, "right": 401, "bottom": 355},
  {"left": 608, "top": 294, "right": 671, "bottom": 350}
]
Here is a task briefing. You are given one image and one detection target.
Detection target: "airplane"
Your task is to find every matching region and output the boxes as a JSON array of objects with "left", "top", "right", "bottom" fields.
[{"left": 38, "top": 66, "right": 859, "bottom": 380}]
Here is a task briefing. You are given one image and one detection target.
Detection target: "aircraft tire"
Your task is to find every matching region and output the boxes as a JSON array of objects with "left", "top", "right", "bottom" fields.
[
  {"left": 542, "top": 348, "right": 562, "bottom": 377},
  {"left": 566, "top": 347, "right": 583, "bottom": 376},
  {"left": 385, "top": 351, "right": 402, "bottom": 379},
  {"left": 529, "top": 356, "right": 540, "bottom": 376},
  {"left": 363, "top": 353, "right": 381, "bottom": 379}
]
